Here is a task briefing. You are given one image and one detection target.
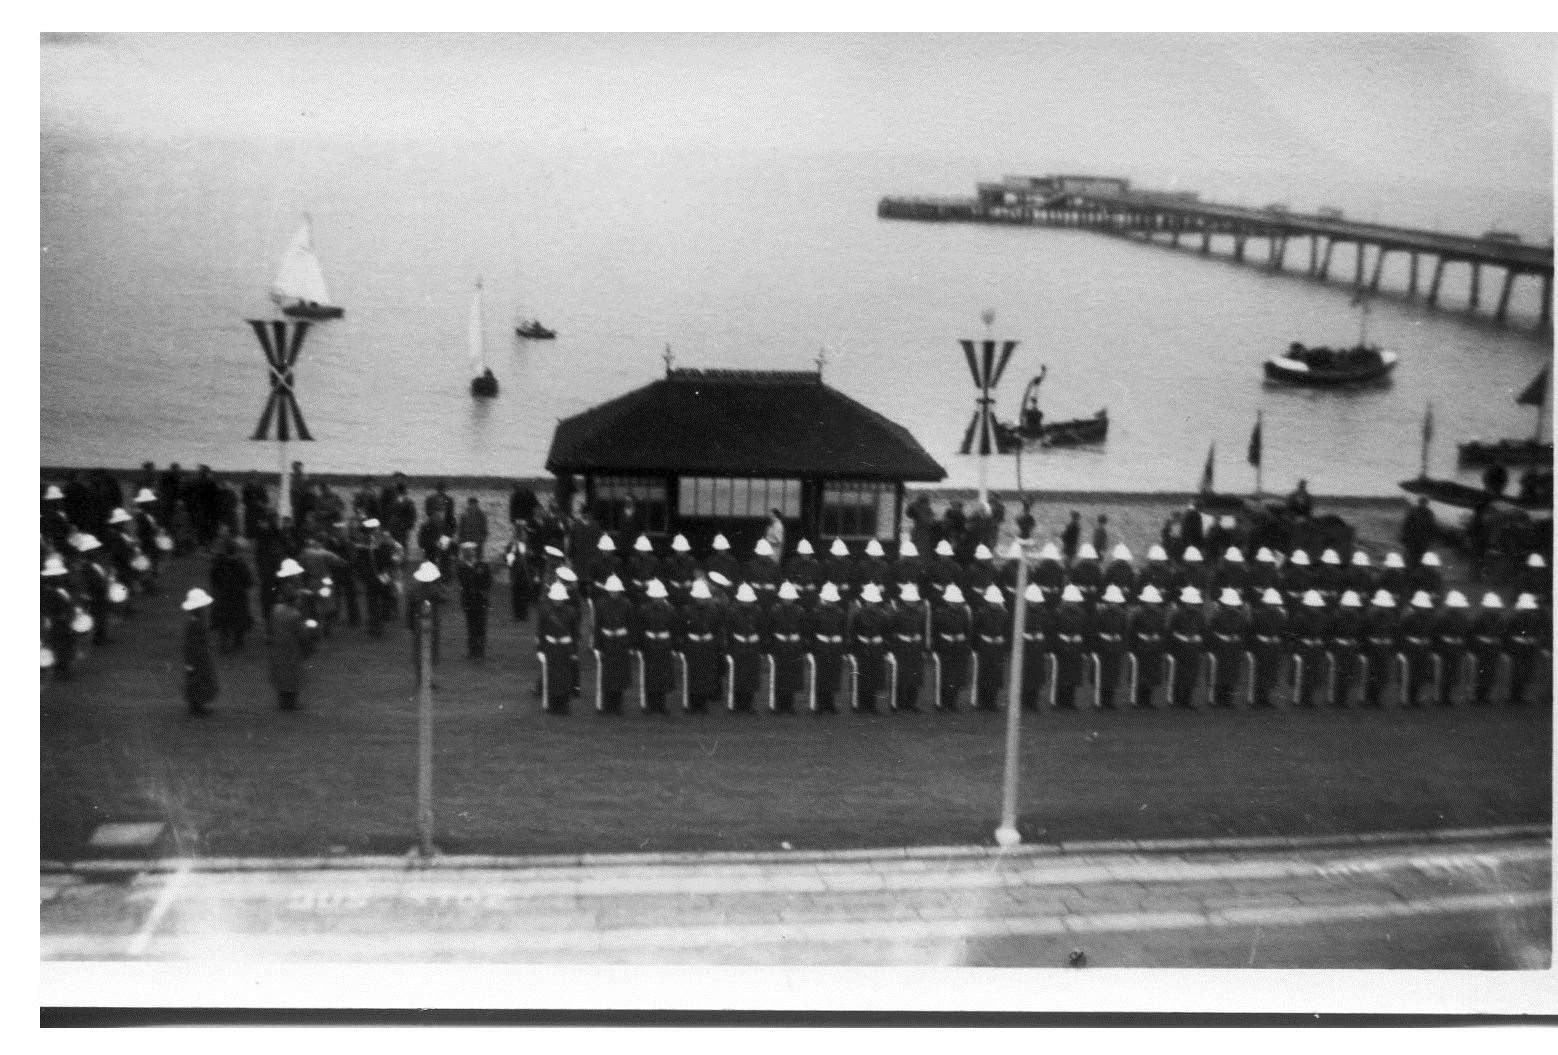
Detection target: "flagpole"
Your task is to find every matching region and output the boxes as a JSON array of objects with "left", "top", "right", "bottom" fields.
[
  {"left": 278, "top": 438, "right": 291, "bottom": 522},
  {"left": 1420, "top": 400, "right": 1433, "bottom": 479},
  {"left": 1253, "top": 410, "right": 1263, "bottom": 498}
]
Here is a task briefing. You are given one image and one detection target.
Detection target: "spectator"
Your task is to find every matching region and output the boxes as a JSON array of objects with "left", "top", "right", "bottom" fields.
[
  {"left": 1400, "top": 497, "right": 1437, "bottom": 567},
  {"left": 1060, "top": 510, "right": 1081, "bottom": 562},
  {"left": 1091, "top": 513, "right": 1110, "bottom": 556},
  {"left": 1287, "top": 479, "right": 1314, "bottom": 520}
]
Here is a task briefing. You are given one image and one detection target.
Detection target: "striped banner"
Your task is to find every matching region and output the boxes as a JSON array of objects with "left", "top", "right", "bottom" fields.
[
  {"left": 248, "top": 319, "right": 313, "bottom": 442},
  {"left": 959, "top": 338, "right": 1019, "bottom": 456}
]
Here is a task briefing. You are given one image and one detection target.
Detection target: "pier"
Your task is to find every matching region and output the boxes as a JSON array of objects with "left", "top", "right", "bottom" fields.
[{"left": 879, "top": 175, "right": 1554, "bottom": 330}]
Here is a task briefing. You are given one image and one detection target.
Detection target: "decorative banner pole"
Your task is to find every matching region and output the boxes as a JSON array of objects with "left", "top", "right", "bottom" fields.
[
  {"left": 958, "top": 310, "right": 1019, "bottom": 509},
  {"left": 248, "top": 319, "right": 314, "bottom": 522},
  {"left": 994, "top": 538, "right": 1037, "bottom": 848}
]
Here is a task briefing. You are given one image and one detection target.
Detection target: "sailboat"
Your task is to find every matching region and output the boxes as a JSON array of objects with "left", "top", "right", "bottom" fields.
[
  {"left": 1458, "top": 367, "right": 1552, "bottom": 466},
  {"left": 271, "top": 214, "right": 344, "bottom": 320},
  {"left": 469, "top": 278, "right": 499, "bottom": 399}
]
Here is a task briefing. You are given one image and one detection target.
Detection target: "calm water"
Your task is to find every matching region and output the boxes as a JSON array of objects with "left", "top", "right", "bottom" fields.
[{"left": 40, "top": 134, "right": 1553, "bottom": 496}]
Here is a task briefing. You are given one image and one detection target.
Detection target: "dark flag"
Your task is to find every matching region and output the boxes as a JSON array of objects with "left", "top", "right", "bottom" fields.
[
  {"left": 1517, "top": 367, "right": 1549, "bottom": 408},
  {"left": 1247, "top": 412, "right": 1263, "bottom": 468},
  {"left": 1199, "top": 442, "right": 1215, "bottom": 494}
]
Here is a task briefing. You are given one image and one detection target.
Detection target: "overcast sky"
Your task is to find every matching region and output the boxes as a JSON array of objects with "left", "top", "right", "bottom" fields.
[{"left": 42, "top": 34, "right": 1553, "bottom": 196}]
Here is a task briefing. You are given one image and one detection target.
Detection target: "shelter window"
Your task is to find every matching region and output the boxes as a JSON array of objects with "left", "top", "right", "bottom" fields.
[
  {"left": 593, "top": 475, "right": 668, "bottom": 533},
  {"left": 679, "top": 477, "right": 802, "bottom": 518},
  {"left": 821, "top": 481, "right": 895, "bottom": 539}
]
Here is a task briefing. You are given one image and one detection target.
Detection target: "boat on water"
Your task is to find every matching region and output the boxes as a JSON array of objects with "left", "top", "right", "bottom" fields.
[
  {"left": 468, "top": 279, "right": 498, "bottom": 399},
  {"left": 1458, "top": 368, "right": 1551, "bottom": 466},
  {"left": 272, "top": 215, "right": 344, "bottom": 320},
  {"left": 1265, "top": 294, "right": 1395, "bottom": 386},
  {"left": 1264, "top": 342, "right": 1397, "bottom": 385},
  {"left": 995, "top": 369, "right": 1109, "bottom": 451},
  {"left": 516, "top": 319, "right": 555, "bottom": 340}
]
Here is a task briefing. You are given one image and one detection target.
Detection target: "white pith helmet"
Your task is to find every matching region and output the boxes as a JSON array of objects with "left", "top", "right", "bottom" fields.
[
  {"left": 1261, "top": 588, "right": 1283, "bottom": 605},
  {"left": 1218, "top": 587, "right": 1242, "bottom": 606},
  {"left": 1256, "top": 547, "right": 1275, "bottom": 564},
  {"left": 413, "top": 561, "right": 440, "bottom": 583},
  {"left": 1023, "top": 583, "right": 1044, "bottom": 604},
  {"left": 1288, "top": 550, "right": 1310, "bottom": 566},
  {"left": 362, "top": 518, "right": 380, "bottom": 529},
  {"left": 1181, "top": 546, "right": 1203, "bottom": 563},
  {"left": 1004, "top": 541, "right": 1025, "bottom": 560},
  {"left": 1383, "top": 552, "right": 1405, "bottom": 568},
  {"left": 1479, "top": 592, "right": 1503, "bottom": 609},
  {"left": 1340, "top": 590, "right": 1362, "bottom": 608},
  {"left": 1320, "top": 549, "right": 1341, "bottom": 566},
  {"left": 861, "top": 583, "right": 883, "bottom": 604},
  {"left": 778, "top": 581, "right": 800, "bottom": 601},
  {"left": 899, "top": 539, "right": 919, "bottom": 558},
  {"left": 1061, "top": 584, "right": 1084, "bottom": 603},
  {"left": 107, "top": 506, "right": 131, "bottom": 525},
  {"left": 1371, "top": 589, "right": 1395, "bottom": 608},
  {"left": 935, "top": 540, "right": 954, "bottom": 557},
  {"left": 1077, "top": 542, "right": 1098, "bottom": 561},
  {"left": 1112, "top": 543, "right": 1132, "bottom": 563},
  {"left": 671, "top": 534, "right": 691, "bottom": 553},
  {"left": 690, "top": 579, "right": 712, "bottom": 600},
  {"left": 1219, "top": 515, "right": 1235, "bottom": 528},
  {"left": 635, "top": 534, "right": 653, "bottom": 553},
  {"left": 736, "top": 583, "right": 758, "bottom": 603},
  {"left": 1138, "top": 585, "right": 1163, "bottom": 604},
  {"left": 830, "top": 538, "right": 849, "bottom": 557},
  {"left": 276, "top": 558, "right": 304, "bottom": 579},
  {"left": 544, "top": 545, "right": 565, "bottom": 559},
  {"left": 865, "top": 539, "right": 884, "bottom": 557},
  {"left": 797, "top": 539, "right": 814, "bottom": 556},
  {"left": 753, "top": 537, "right": 774, "bottom": 557},
  {"left": 1301, "top": 589, "right": 1324, "bottom": 607},
  {"left": 603, "top": 574, "right": 624, "bottom": 593},
  {"left": 597, "top": 534, "right": 616, "bottom": 552},
  {"left": 984, "top": 584, "right": 1005, "bottom": 605},
  {"left": 1041, "top": 542, "right": 1063, "bottom": 562},
  {"left": 712, "top": 534, "right": 730, "bottom": 551},
  {"left": 974, "top": 544, "right": 993, "bottom": 561},
  {"left": 43, "top": 484, "right": 64, "bottom": 501},
  {"left": 943, "top": 584, "right": 966, "bottom": 604},
  {"left": 1351, "top": 550, "right": 1371, "bottom": 567},
  {"left": 1224, "top": 547, "right": 1243, "bottom": 563},
  {"left": 1102, "top": 584, "right": 1126, "bottom": 604},
  {"left": 556, "top": 566, "right": 578, "bottom": 582},
  {"left": 708, "top": 571, "right": 731, "bottom": 588},
  {"left": 819, "top": 582, "right": 841, "bottom": 603},
  {"left": 41, "top": 556, "right": 67, "bottom": 578},
  {"left": 899, "top": 582, "right": 921, "bottom": 603},
  {"left": 181, "top": 588, "right": 213, "bottom": 611},
  {"left": 1515, "top": 593, "right": 1539, "bottom": 610},
  {"left": 1410, "top": 590, "right": 1434, "bottom": 609},
  {"left": 134, "top": 487, "right": 157, "bottom": 504},
  {"left": 1527, "top": 552, "right": 1547, "bottom": 569},
  {"left": 1445, "top": 590, "right": 1468, "bottom": 609},
  {"left": 1421, "top": 551, "right": 1442, "bottom": 567},
  {"left": 1147, "top": 544, "right": 1167, "bottom": 562},
  {"left": 548, "top": 581, "right": 569, "bottom": 601},
  {"left": 646, "top": 579, "right": 669, "bottom": 599},
  {"left": 1179, "top": 586, "right": 1203, "bottom": 604}
]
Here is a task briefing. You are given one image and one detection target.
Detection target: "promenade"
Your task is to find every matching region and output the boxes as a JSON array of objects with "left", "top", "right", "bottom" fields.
[{"left": 41, "top": 827, "right": 1550, "bottom": 967}]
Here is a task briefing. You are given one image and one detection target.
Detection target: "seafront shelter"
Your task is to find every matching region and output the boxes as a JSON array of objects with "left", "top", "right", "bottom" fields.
[{"left": 545, "top": 367, "right": 947, "bottom": 553}]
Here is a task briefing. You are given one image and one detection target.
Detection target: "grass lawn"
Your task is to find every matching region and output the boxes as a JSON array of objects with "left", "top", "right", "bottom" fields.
[{"left": 41, "top": 547, "right": 1550, "bottom": 861}]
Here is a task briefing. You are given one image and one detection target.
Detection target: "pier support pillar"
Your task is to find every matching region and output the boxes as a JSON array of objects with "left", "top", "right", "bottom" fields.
[
  {"left": 1540, "top": 274, "right": 1551, "bottom": 329},
  {"left": 1234, "top": 234, "right": 1246, "bottom": 262},
  {"left": 1354, "top": 243, "right": 1367, "bottom": 288},
  {"left": 1408, "top": 253, "right": 1419, "bottom": 298},
  {"left": 1202, "top": 230, "right": 1212, "bottom": 254},
  {"left": 1469, "top": 263, "right": 1482, "bottom": 313},
  {"left": 1370, "top": 246, "right": 1386, "bottom": 291},
  {"left": 1495, "top": 269, "right": 1516, "bottom": 324},
  {"left": 1308, "top": 235, "right": 1318, "bottom": 275},
  {"left": 1427, "top": 257, "right": 1445, "bottom": 306},
  {"left": 1319, "top": 239, "right": 1335, "bottom": 279}
]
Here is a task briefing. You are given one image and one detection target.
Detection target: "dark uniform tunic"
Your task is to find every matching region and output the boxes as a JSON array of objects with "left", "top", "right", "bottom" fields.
[
  {"left": 1341, "top": 562, "right": 1378, "bottom": 602},
  {"left": 970, "top": 602, "right": 1008, "bottom": 710},
  {"left": 743, "top": 556, "right": 780, "bottom": 608},
  {"left": 537, "top": 595, "right": 580, "bottom": 713},
  {"left": 1052, "top": 602, "right": 1092, "bottom": 709},
  {"left": 267, "top": 598, "right": 308, "bottom": 709},
  {"left": 1403, "top": 564, "right": 1444, "bottom": 605},
  {"left": 1166, "top": 603, "right": 1206, "bottom": 709},
  {"left": 42, "top": 583, "right": 76, "bottom": 681},
  {"left": 1103, "top": 560, "right": 1137, "bottom": 600},
  {"left": 847, "top": 601, "right": 891, "bottom": 711},
  {"left": 1205, "top": 603, "right": 1249, "bottom": 708},
  {"left": 1506, "top": 604, "right": 1549, "bottom": 706},
  {"left": 1246, "top": 560, "right": 1280, "bottom": 598},
  {"left": 930, "top": 601, "right": 972, "bottom": 710},
  {"left": 926, "top": 554, "right": 964, "bottom": 607},
  {"left": 592, "top": 591, "right": 634, "bottom": 713},
  {"left": 1292, "top": 604, "right": 1329, "bottom": 706},
  {"left": 626, "top": 549, "right": 660, "bottom": 602},
  {"left": 887, "top": 599, "right": 929, "bottom": 711},
  {"left": 766, "top": 598, "right": 807, "bottom": 712},
  {"left": 1433, "top": 606, "right": 1471, "bottom": 707},
  {"left": 662, "top": 551, "right": 697, "bottom": 607},
  {"left": 1280, "top": 563, "right": 1315, "bottom": 610},
  {"left": 725, "top": 601, "right": 766, "bottom": 711},
  {"left": 1360, "top": 603, "right": 1400, "bottom": 708},
  {"left": 806, "top": 601, "right": 848, "bottom": 712},
  {"left": 183, "top": 613, "right": 218, "bottom": 714},
  {"left": 784, "top": 552, "right": 823, "bottom": 610},
  {"left": 1092, "top": 601, "right": 1131, "bottom": 708},
  {"left": 366, "top": 536, "right": 403, "bottom": 637},
  {"left": 1016, "top": 600, "right": 1056, "bottom": 710},
  {"left": 1211, "top": 561, "right": 1249, "bottom": 603},
  {"left": 456, "top": 559, "right": 493, "bottom": 659},
  {"left": 679, "top": 598, "right": 725, "bottom": 712},
  {"left": 1127, "top": 602, "right": 1167, "bottom": 708},
  {"left": 890, "top": 553, "right": 927, "bottom": 596},
  {"left": 1312, "top": 562, "right": 1344, "bottom": 606},
  {"left": 1068, "top": 558, "right": 1103, "bottom": 606},
  {"left": 821, "top": 555, "right": 858, "bottom": 604},
  {"left": 1249, "top": 603, "right": 1292, "bottom": 709},
  {"left": 705, "top": 551, "right": 742, "bottom": 592},
  {"left": 634, "top": 597, "right": 680, "bottom": 712},
  {"left": 209, "top": 550, "right": 254, "bottom": 652},
  {"left": 1326, "top": 604, "right": 1363, "bottom": 706},
  {"left": 1398, "top": 605, "right": 1437, "bottom": 707},
  {"left": 1031, "top": 559, "right": 1066, "bottom": 604},
  {"left": 1469, "top": 607, "right": 1508, "bottom": 704}
]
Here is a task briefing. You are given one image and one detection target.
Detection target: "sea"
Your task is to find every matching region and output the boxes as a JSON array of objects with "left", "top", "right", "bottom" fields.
[{"left": 40, "top": 133, "right": 1554, "bottom": 497}]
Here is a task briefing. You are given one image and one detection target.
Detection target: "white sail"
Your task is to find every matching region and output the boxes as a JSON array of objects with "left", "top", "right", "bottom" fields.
[
  {"left": 270, "top": 217, "right": 334, "bottom": 307},
  {"left": 468, "top": 278, "right": 487, "bottom": 374}
]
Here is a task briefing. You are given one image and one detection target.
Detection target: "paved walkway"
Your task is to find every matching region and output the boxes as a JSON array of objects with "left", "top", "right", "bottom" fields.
[{"left": 41, "top": 828, "right": 1550, "bottom": 968}]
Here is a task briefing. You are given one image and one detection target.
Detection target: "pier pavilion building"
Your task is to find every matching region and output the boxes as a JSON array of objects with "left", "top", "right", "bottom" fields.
[{"left": 545, "top": 367, "right": 947, "bottom": 553}]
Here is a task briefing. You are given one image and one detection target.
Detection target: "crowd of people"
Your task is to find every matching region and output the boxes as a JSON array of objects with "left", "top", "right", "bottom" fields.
[{"left": 39, "top": 465, "right": 1554, "bottom": 718}]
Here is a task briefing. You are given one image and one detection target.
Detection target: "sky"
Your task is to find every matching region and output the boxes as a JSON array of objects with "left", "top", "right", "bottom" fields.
[{"left": 41, "top": 33, "right": 1554, "bottom": 208}]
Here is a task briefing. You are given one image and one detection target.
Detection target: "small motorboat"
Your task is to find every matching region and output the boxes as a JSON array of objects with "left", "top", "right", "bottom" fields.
[
  {"left": 516, "top": 319, "right": 556, "bottom": 340},
  {"left": 471, "top": 369, "right": 499, "bottom": 399},
  {"left": 1265, "top": 342, "right": 1397, "bottom": 385},
  {"left": 1035, "top": 407, "right": 1108, "bottom": 447},
  {"left": 1457, "top": 437, "right": 1553, "bottom": 467}
]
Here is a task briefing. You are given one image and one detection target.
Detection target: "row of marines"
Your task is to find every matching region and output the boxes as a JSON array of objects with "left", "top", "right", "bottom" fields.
[{"left": 533, "top": 541, "right": 1552, "bottom": 714}]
